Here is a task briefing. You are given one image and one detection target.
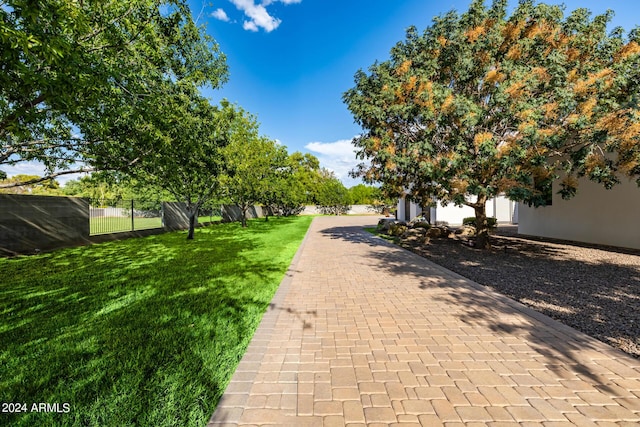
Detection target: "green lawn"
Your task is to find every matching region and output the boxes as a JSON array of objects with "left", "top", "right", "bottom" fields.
[
  {"left": 197, "top": 215, "right": 222, "bottom": 224},
  {"left": 90, "top": 217, "right": 163, "bottom": 235},
  {"left": 0, "top": 216, "right": 312, "bottom": 427},
  {"left": 89, "top": 216, "right": 223, "bottom": 235}
]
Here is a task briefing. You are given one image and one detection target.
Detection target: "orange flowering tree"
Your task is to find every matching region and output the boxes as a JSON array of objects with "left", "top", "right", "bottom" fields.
[{"left": 343, "top": 0, "right": 640, "bottom": 249}]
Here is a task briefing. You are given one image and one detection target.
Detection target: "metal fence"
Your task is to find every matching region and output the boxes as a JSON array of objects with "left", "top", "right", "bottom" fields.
[
  {"left": 89, "top": 199, "right": 163, "bottom": 236},
  {"left": 198, "top": 205, "right": 223, "bottom": 223}
]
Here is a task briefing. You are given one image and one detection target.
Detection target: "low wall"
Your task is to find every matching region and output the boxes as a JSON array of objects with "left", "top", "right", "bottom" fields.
[
  {"left": 0, "top": 198, "right": 380, "bottom": 255},
  {"left": 300, "top": 205, "right": 378, "bottom": 216},
  {"left": 0, "top": 194, "right": 90, "bottom": 255},
  {"left": 162, "top": 202, "right": 190, "bottom": 231},
  {"left": 221, "top": 205, "right": 264, "bottom": 222},
  {"left": 219, "top": 204, "right": 379, "bottom": 222}
]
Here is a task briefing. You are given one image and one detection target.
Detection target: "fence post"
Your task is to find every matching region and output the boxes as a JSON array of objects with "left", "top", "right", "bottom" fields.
[{"left": 131, "top": 199, "right": 135, "bottom": 232}]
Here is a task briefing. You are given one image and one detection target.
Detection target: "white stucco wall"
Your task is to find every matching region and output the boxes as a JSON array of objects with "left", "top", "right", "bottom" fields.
[
  {"left": 396, "top": 198, "right": 408, "bottom": 221},
  {"left": 410, "top": 201, "right": 423, "bottom": 220},
  {"left": 431, "top": 202, "right": 475, "bottom": 225},
  {"left": 398, "top": 194, "right": 515, "bottom": 225},
  {"left": 432, "top": 195, "right": 514, "bottom": 225},
  {"left": 489, "top": 196, "right": 517, "bottom": 224},
  {"left": 518, "top": 178, "right": 640, "bottom": 250},
  {"left": 396, "top": 197, "right": 423, "bottom": 222}
]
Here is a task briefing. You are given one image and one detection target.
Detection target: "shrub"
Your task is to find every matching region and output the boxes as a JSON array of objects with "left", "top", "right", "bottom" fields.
[
  {"left": 317, "top": 204, "right": 351, "bottom": 215},
  {"left": 377, "top": 218, "right": 396, "bottom": 231},
  {"left": 462, "top": 216, "right": 498, "bottom": 228},
  {"left": 412, "top": 221, "right": 431, "bottom": 229},
  {"left": 389, "top": 224, "right": 407, "bottom": 236}
]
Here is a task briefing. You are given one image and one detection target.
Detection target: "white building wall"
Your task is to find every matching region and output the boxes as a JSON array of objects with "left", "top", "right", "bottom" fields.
[
  {"left": 432, "top": 195, "right": 513, "bottom": 225},
  {"left": 411, "top": 202, "right": 423, "bottom": 219},
  {"left": 432, "top": 202, "right": 475, "bottom": 225},
  {"left": 492, "top": 196, "right": 515, "bottom": 223},
  {"left": 397, "top": 197, "right": 407, "bottom": 221},
  {"left": 518, "top": 177, "right": 640, "bottom": 250},
  {"left": 397, "top": 194, "right": 515, "bottom": 225},
  {"left": 396, "top": 197, "right": 423, "bottom": 222}
]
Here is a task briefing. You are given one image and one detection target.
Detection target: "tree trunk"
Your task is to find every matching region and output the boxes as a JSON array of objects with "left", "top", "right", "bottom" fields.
[
  {"left": 241, "top": 204, "right": 248, "bottom": 228},
  {"left": 187, "top": 204, "right": 199, "bottom": 240},
  {"left": 187, "top": 212, "right": 196, "bottom": 240},
  {"left": 472, "top": 197, "right": 491, "bottom": 250}
]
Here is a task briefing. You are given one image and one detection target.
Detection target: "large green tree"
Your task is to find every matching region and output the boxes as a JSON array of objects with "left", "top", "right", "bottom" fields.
[
  {"left": 315, "top": 169, "right": 351, "bottom": 215},
  {"left": 62, "top": 175, "right": 122, "bottom": 205},
  {"left": 0, "top": 174, "right": 60, "bottom": 195},
  {"left": 348, "top": 184, "right": 380, "bottom": 205},
  {"left": 286, "top": 152, "right": 323, "bottom": 205},
  {"left": 259, "top": 152, "right": 306, "bottom": 218},
  {"left": 344, "top": 0, "right": 640, "bottom": 248},
  {"left": 219, "top": 110, "right": 287, "bottom": 227},
  {"left": 0, "top": 0, "right": 227, "bottom": 186},
  {"left": 130, "top": 93, "right": 237, "bottom": 239},
  {"left": 62, "top": 174, "right": 172, "bottom": 209}
]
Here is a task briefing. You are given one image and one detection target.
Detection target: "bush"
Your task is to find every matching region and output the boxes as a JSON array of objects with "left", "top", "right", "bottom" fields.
[
  {"left": 462, "top": 216, "right": 498, "bottom": 228},
  {"left": 267, "top": 203, "right": 304, "bottom": 217},
  {"left": 377, "top": 218, "right": 396, "bottom": 231},
  {"left": 317, "top": 204, "right": 351, "bottom": 215},
  {"left": 409, "top": 216, "right": 431, "bottom": 229},
  {"left": 412, "top": 221, "right": 431, "bottom": 229},
  {"left": 389, "top": 224, "right": 407, "bottom": 236}
]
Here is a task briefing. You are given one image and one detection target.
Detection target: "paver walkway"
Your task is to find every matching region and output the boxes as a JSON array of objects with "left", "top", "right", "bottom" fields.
[{"left": 208, "top": 216, "right": 640, "bottom": 426}]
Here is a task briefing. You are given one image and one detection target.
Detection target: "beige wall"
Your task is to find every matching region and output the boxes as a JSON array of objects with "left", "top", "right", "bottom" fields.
[
  {"left": 518, "top": 177, "right": 640, "bottom": 250},
  {"left": 300, "top": 205, "right": 379, "bottom": 216},
  {"left": 217, "top": 205, "right": 379, "bottom": 221}
]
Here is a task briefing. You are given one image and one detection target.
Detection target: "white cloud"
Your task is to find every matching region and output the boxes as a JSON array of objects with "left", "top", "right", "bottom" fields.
[
  {"left": 305, "top": 138, "right": 363, "bottom": 187},
  {"left": 305, "top": 139, "right": 354, "bottom": 156},
  {"left": 211, "top": 8, "right": 230, "bottom": 22},
  {"left": 243, "top": 20, "right": 260, "bottom": 31},
  {"left": 228, "top": 0, "right": 300, "bottom": 32},
  {"left": 1, "top": 161, "right": 46, "bottom": 178},
  {"left": 262, "top": 0, "right": 301, "bottom": 5}
]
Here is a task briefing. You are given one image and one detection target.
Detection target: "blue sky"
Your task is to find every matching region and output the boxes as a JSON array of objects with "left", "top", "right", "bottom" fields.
[
  {"left": 6, "top": 1, "right": 640, "bottom": 186},
  {"left": 192, "top": 0, "right": 640, "bottom": 187}
]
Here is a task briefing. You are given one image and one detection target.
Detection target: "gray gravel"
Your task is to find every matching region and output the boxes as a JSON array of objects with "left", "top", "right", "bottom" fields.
[{"left": 397, "top": 225, "right": 640, "bottom": 359}]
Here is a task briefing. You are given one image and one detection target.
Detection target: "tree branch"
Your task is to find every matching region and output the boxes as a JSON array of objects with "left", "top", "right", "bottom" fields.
[
  {"left": 0, "top": 94, "right": 47, "bottom": 135},
  {"left": 0, "top": 167, "right": 95, "bottom": 188}
]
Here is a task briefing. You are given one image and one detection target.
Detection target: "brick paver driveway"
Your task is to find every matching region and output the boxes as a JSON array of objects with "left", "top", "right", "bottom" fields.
[{"left": 209, "top": 216, "right": 640, "bottom": 426}]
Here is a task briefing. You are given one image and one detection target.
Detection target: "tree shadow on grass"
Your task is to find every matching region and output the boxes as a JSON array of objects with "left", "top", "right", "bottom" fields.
[
  {"left": 316, "top": 224, "right": 640, "bottom": 393},
  {"left": 0, "top": 218, "right": 309, "bottom": 426}
]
